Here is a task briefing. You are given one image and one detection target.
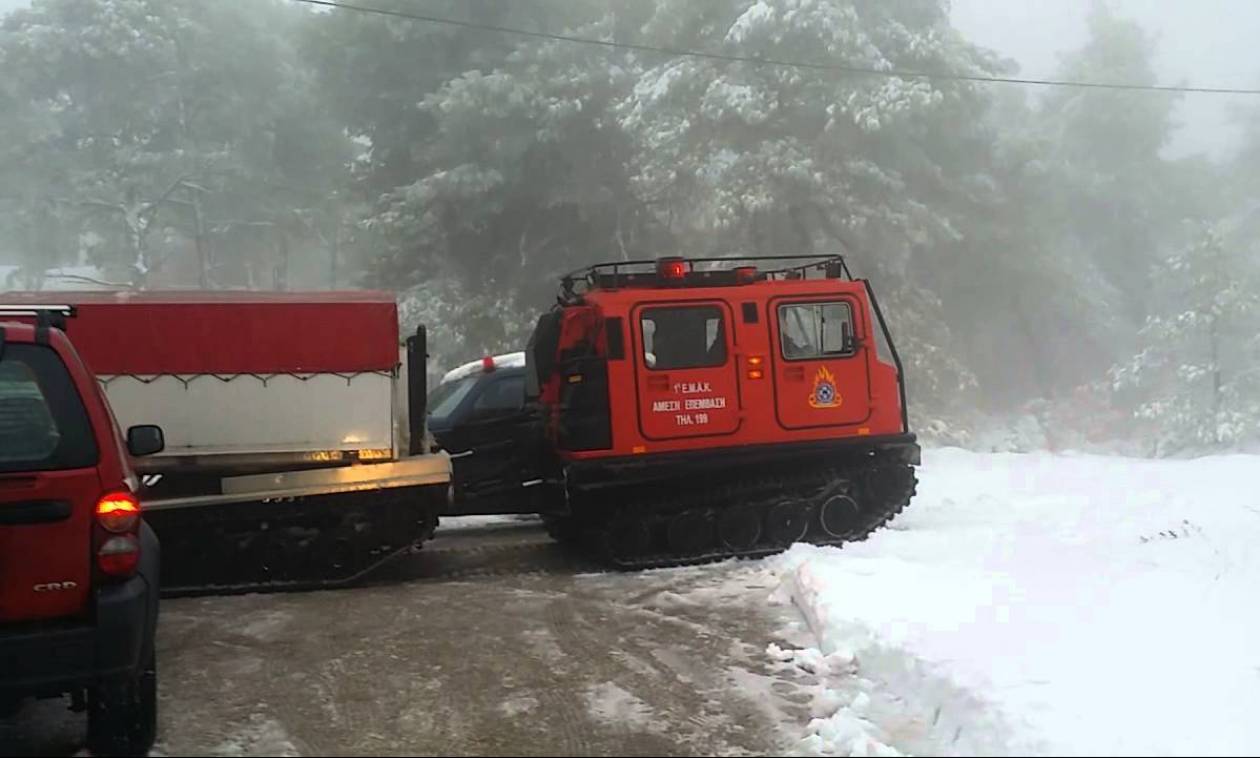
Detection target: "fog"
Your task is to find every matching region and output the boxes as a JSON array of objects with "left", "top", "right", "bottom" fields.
[
  {"left": 954, "top": 0, "right": 1260, "bottom": 159},
  {"left": 1, "top": 0, "right": 1257, "bottom": 454}
]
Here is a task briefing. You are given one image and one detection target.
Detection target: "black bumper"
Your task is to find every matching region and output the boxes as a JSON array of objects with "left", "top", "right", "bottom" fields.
[
  {"left": 0, "top": 526, "right": 159, "bottom": 698},
  {"left": 565, "top": 433, "right": 921, "bottom": 491}
]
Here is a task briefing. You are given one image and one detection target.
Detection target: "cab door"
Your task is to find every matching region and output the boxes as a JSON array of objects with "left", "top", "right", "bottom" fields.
[
  {"left": 770, "top": 296, "right": 871, "bottom": 429},
  {"left": 633, "top": 302, "right": 740, "bottom": 440}
]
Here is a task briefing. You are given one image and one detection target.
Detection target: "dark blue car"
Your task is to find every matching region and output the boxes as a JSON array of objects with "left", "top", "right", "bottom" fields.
[{"left": 427, "top": 353, "right": 543, "bottom": 515}]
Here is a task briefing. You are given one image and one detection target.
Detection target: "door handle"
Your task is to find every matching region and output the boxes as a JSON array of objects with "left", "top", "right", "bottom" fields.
[
  {"left": 0, "top": 500, "right": 71, "bottom": 525},
  {"left": 785, "top": 366, "right": 805, "bottom": 381}
]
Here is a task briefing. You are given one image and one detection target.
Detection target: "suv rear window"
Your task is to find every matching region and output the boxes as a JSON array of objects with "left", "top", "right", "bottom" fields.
[{"left": 0, "top": 344, "right": 98, "bottom": 473}]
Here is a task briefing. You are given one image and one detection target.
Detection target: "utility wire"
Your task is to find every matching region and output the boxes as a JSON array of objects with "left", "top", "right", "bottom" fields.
[{"left": 291, "top": 0, "right": 1260, "bottom": 96}]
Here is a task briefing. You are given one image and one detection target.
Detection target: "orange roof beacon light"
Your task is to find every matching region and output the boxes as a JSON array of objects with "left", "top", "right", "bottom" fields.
[{"left": 656, "top": 256, "right": 688, "bottom": 284}]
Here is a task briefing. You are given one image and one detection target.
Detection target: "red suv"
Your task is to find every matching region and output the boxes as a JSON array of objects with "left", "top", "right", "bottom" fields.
[{"left": 0, "top": 309, "right": 163, "bottom": 755}]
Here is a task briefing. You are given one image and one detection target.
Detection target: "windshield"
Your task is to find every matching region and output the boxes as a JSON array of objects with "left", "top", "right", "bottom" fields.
[{"left": 426, "top": 375, "right": 478, "bottom": 422}]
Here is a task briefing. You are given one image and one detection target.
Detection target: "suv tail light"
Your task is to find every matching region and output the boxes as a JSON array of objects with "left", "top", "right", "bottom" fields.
[
  {"left": 98, "top": 535, "right": 140, "bottom": 576},
  {"left": 95, "top": 491, "right": 141, "bottom": 578},
  {"left": 96, "top": 492, "right": 140, "bottom": 533}
]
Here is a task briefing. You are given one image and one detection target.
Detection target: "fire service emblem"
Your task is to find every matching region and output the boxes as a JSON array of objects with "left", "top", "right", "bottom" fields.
[{"left": 808, "top": 365, "right": 843, "bottom": 409}]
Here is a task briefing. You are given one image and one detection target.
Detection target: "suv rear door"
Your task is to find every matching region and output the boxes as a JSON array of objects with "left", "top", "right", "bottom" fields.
[{"left": 0, "top": 340, "right": 100, "bottom": 622}]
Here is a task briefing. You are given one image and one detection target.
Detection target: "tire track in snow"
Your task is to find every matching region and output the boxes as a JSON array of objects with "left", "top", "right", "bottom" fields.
[{"left": 8, "top": 522, "right": 807, "bottom": 756}]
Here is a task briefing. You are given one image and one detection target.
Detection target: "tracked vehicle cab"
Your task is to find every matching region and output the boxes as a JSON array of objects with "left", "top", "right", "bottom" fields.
[
  {"left": 525, "top": 255, "right": 920, "bottom": 567},
  {"left": 530, "top": 255, "right": 911, "bottom": 458}
]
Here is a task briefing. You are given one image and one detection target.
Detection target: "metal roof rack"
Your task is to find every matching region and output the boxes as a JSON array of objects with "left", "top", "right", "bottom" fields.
[
  {"left": 0, "top": 304, "right": 77, "bottom": 318},
  {"left": 0, "top": 304, "right": 77, "bottom": 352},
  {"left": 559, "top": 254, "right": 853, "bottom": 301}
]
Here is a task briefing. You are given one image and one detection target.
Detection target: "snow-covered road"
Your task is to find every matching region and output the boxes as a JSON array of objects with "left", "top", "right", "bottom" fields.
[
  {"left": 3, "top": 518, "right": 813, "bottom": 757},
  {"left": 767, "top": 449, "right": 1260, "bottom": 756},
  {"left": 7, "top": 451, "right": 1258, "bottom": 757}
]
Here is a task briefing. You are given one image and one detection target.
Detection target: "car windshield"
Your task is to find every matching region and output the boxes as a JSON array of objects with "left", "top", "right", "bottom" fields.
[{"left": 427, "top": 375, "right": 478, "bottom": 422}]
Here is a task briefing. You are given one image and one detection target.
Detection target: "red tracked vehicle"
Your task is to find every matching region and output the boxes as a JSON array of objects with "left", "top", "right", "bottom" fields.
[{"left": 524, "top": 254, "right": 920, "bottom": 568}]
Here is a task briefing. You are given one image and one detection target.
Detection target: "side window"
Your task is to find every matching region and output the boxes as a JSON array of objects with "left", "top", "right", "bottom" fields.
[
  {"left": 640, "top": 306, "right": 726, "bottom": 370},
  {"left": 472, "top": 375, "right": 525, "bottom": 416},
  {"left": 427, "top": 375, "right": 478, "bottom": 421},
  {"left": 778, "top": 302, "right": 854, "bottom": 360},
  {"left": 0, "top": 344, "right": 98, "bottom": 472}
]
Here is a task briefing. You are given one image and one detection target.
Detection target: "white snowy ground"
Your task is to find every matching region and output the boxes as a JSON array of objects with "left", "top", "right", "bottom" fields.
[{"left": 765, "top": 448, "right": 1260, "bottom": 756}]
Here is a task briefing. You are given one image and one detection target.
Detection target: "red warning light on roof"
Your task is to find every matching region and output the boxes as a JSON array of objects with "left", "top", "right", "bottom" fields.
[
  {"left": 482, "top": 355, "right": 496, "bottom": 372},
  {"left": 657, "top": 257, "right": 688, "bottom": 282}
]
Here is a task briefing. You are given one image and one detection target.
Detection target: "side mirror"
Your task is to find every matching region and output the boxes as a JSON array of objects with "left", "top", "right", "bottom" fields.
[{"left": 126, "top": 425, "right": 165, "bottom": 457}]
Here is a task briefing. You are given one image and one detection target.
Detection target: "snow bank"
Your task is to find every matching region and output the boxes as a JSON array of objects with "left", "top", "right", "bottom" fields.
[{"left": 770, "top": 449, "right": 1260, "bottom": 756}]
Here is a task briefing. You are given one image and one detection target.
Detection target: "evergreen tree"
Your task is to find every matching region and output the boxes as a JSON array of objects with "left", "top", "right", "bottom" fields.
[
  {"left": 0, "top": 0, "right": 350, "bottom": 287},
  {"left": 1111, "top": 224, "right": 1260, "bottom": 452}
]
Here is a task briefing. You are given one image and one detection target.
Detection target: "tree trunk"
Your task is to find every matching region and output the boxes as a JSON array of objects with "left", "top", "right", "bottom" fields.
[
  {"left": 1210, "top": 315, "right": 1222, "bottom": 446},
  {"left": 274, "top": 230, "right": 290, "bottom": 291},
  {"left": 192, "top": 194, "right": 209, "bottom": 289},
  {"left": 330, "top": 225, "right": 339, "bottom": 289}
]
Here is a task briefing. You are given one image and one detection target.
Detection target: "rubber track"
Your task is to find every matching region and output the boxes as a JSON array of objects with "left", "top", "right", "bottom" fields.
[
  {"left": 559, "top": 462, "right": 917, "bottom": 571},
  {"left": 151, "top": 486, "right": 441, "bottom": 597}
]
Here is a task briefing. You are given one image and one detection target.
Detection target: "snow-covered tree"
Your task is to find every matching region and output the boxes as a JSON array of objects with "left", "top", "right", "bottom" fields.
[
  {"left": 1227, "top": 101, "right": 1260, "bottom": 256},
  {"left": 615, "top": 0, "right": 1011, "bottom": 418},
  {"left": 0, "top": 0, "right": 350, "bottom": 288},
  {"left": 1111, "top": 224, "right": 1260, "bottom": 453},
  {"left": 314, "top": 4, "right": 651, "bottom": 357},
  {"left": 621, "top": 0, "right": 1001, "bottom": 260},
  {"left": 1035, "top": 5, "right": 1184, "bottom": 328},
  {"left": 3, "top": 0, "right": 1246, "bottom": 450}
]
